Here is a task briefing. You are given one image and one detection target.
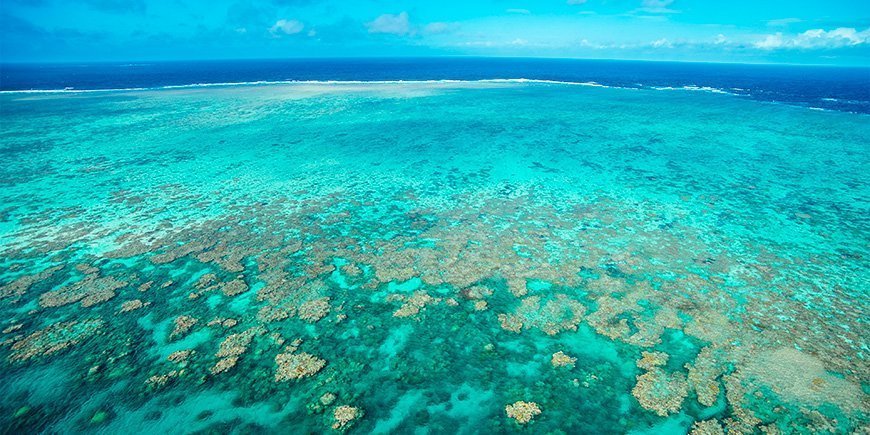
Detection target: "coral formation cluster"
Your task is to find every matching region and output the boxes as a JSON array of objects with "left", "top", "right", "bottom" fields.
[
  {"left": 505, "top": 401, "right": 541, "bottom": 424},
  {"left": 275, "top": 351, "right": 326, "bottom": 381}
]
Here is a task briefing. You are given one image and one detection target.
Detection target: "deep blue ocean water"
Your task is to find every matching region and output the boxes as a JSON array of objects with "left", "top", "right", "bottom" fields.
[{"left": 2, "top": 57, "right": 869, "bottom": 113}]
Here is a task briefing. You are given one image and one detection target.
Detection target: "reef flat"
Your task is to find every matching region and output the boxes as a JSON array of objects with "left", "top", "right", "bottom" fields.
[{"left": 0, "top": 82, "right": 867, "bottom": 433}]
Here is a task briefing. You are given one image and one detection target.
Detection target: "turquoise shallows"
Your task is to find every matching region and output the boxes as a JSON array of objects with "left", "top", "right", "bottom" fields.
[{"left": 0, "top": 82, "right": 868, "bottom": 433}]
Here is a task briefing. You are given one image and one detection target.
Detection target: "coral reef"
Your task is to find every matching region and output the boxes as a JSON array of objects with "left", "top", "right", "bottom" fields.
[
  {"left": 2, "top": 324, "right": 23, "bottom": 334},
  {"left": 505, "top": 401, "right": 541, "bottom": 424},
  {"left": 275, "top": 351, "right": 326, "bottom": 381},
  {"left": 220, "top": 277, "right": 249, "bottom": 296},
  {"left": 743, "top": 347, "right": 863, "bottom": 411},
  {"left": 145, "top": 370, "right": 181, "bottom": 389},
  {"left": 167, "top": 350, "right": 193, "bottom": 364},
  {"left": 632, "top": 368, "right": 689, "bottom": 417},
  {"left": 216, "top": 327, "right": 263, "bottom": 358},
  {"left": 210, "top": 357, "right": 238, "bottom": 375},
  {"left": 690, "top": 419, "right": 725, "bottom": 435},
  {"left": 331, "top": 405, "right": 362, "bottom": 430},
  {"left": 498, "top": 295, "right": 585, "bottom": 335},
  {"left": 320, "top": 392, "right": 336, "bottom": 406},
  {"left": 0, "top": 265, "right": 64, "bottom": 302},
  {"left": 685, "top": 347, "right": 722, "bottom": 407},
  {"left": 170, "top": 315, "right": 198, "bottom": 340},
  {"left": 7, "top": 319, "right": 104, "bottom": 362},
  {"left": 497, "top": 314, "right": 523, "bottom": 333},
  {"left": 551, "top": 351, "right": 577, "bottom": 368},
  {"left": 39, "top": 275, "right": 126, "bottom": 308},
  {"left": 392, "top": 291, "right": 440, "bottom": 318},
  {"left": 0, "top": 83, "right": 867, "bottom": 433},
  {"left": 298, "top": 297, "right": 331, "bottom": 323},
  {"left": 722, "top": 373, "right": 761, "bottom": 433},
  {"left": 120, "top": 299, "right": 146, "bottom": 313},
  {"left": 207, "top": 318, "right": 238, "bottom": 329},
  {"left": 636, "top": 351, "right": 668, "bottom": 371}
]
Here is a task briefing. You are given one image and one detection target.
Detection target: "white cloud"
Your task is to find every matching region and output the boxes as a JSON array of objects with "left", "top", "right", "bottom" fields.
[
  {"left": 755, "top": 33, "right": 784, "bottom": 49},
  {"left": 423, "top": 22, "right": 457, "bottom": 35},
  {"left": 506, "top": 9, "right": 531, "bottom": 15},
  {"left": 767, "top": 18, "right": 802, "bottom": 27},
  {"left": 577, "top": 36, "right": 727, "bottom": 51},
  {"left": 650, "top": 38, "right": 673, "bottom": 48},
  {"left": 579, "top": 39, "right": 607, "bottom": 49},
  {"left": 269, "top": 19, "right": 304, "bottom": 36},
  {"left": 642, "top": 0, "right": 674, "bottom": 7},
  {"left": 365, "top": 13, "right": 456, "bottom": 37},
  {"left": 367, "top": 12, "right": 411, "bottom": 35},
  {"left": 639, "top": 0, "right": 678, "bottom": 13},
  {"left": 454, "top": 38, "right": 548, "bottom": 49},
  {"left": 754, "top": 27, "right": 870, "bottom": 49}
]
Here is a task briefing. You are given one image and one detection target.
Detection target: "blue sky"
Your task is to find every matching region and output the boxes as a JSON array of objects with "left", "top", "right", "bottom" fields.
[{"left": 2, "top": 0, "right": 869, "bottom": 65}]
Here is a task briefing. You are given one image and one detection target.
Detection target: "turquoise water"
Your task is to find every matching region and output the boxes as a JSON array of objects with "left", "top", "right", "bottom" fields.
[{"left": 0, "top": 81, "right": 868, "bottom": 433}]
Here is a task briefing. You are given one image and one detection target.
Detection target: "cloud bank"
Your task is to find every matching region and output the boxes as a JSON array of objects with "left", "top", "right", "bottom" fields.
[
  {"left": 366, "top": 12, "right": 411, "bottom": 35},
  {"left": 270, "top": 19, "right": 304, "bottom": 36},
  {"left": 755, "top": 27, "right": 870, "bottom": 50}
]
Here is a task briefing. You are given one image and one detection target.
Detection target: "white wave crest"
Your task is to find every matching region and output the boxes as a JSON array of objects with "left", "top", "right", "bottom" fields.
[{"left": 0, "top": 78, "right": 623, "bottom": 94}]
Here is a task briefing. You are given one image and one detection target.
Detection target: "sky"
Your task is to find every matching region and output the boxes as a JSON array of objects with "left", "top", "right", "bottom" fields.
[{"left": 1, "top": 0, "right": 869, "bottom": 65}]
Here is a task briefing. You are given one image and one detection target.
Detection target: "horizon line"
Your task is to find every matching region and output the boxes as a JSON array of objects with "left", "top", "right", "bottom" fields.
[{"left": 2, "top": 55, "right": 869, "bottom": 69}]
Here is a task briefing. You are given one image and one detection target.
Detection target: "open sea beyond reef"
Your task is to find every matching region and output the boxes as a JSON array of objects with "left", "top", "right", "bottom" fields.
[{"left": 0, "top": 59, "right": 868, "bottom": 434}]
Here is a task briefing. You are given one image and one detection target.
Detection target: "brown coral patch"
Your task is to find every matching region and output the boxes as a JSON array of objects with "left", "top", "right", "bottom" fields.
[
  {"left": 210, "top": 356, "right": 239, "bottom": 375},
  {"left": 632, "top": 368, "right": 689, "bottom": 417},
  {"left": 216, "top": 327, "right": 263, "bottom": 358},
  {"left": 743, "top": 347, "right": 863, "bottom": 412},
  {"left": 120, "top": 299, "right": 146, "bottom": 313},
  {"left": 0, "top": 265, "right": 64, "bottom": 302},
  {"left": 636, "top": 351, "right": 669, "bottom": 371},
  {"left": 332, "top": 405, "right": 362, "bottom": 430},
  {"left": 392, "top": 291, "right": 440, "bottom": 318},
  {"left": 685, "top": 347, "right": 723, "bottom": 407},
  {"left": 275, "top": 351, "right": 326, "bottom": 381},
  {"left": 220, "top": 277, "right": 249, "bottom": 296},
  {"left": 689, "top": 419, "right": 725, "bottom": 435},
  {"left": 497, "top": 294, "right": 585, "bottom": 335},
  {"left": 170, "top": 315, "right": 198, "bottom": 340},
  {"left": 299, "top": 297, "right": 331, "bottom": 323},
  {"left": 8, "top": 319, "right": 104, "bottom": 362},
  {"left": 505, "top": 401, "right": 541, "bottom": 424},
  {"left": 39, "top": 275, "right": 126, "bottom": 308},
  {"left": 551, "top": 351, "right": 577, "bottom": 368}
]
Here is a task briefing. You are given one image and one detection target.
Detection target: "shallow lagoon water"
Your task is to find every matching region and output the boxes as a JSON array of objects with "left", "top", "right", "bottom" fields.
[{"left": 0, "top": 81, "right": 868, "bottom": 433}]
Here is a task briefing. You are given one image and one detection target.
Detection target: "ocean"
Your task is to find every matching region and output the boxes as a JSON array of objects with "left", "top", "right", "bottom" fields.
[
  {"left": 3, "top": 58, "right": 870, "bottom": 113},
  {"left": 0, "top": 58, "right": 868, "bottom": 434}
]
